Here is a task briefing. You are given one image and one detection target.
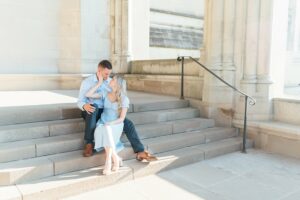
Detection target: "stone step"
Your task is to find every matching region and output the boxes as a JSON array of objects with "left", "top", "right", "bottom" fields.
[
  {"left": 143, "top": 127, "right": 237, "bottom": 154},
  {"left": 50, "top": 127, "right": 235, "bottom": 176},
  {"left": 11, "top": 137, "right": 247, "bottom": 200},
  {"left": 0, "top": 118, "right": 84, "bottom": 143},
  {"left": 0, "top": 99, "right": 189, "bottom": 126},
  {"left": 0, "top": 127, "right": 235, "bottom": 186},
  {"left": 121, "top": 117, "right": 215, "bottom": 142},
  {"left": 0, "top": 107, "right": 199, "bottom": 144},
  {"left": 0, "top": 104, "right": 81, "bottom": 126},
  {"left": 131, "top": 99, "right": 189, "bottom": 112},
  {"left": 273, "top": 98, "right": 300, "bottom": 125},
  {"left": 0, "top": 117, "right": 214, "bottom": 163},
  {"left": 0, "top": 133, "right": 84, "bottom": 163},
  {"left": 126, "top": 107, "right": 200, "bottom": 125}
]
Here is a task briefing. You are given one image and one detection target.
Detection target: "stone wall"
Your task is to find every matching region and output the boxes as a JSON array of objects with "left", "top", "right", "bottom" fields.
[
  {"left": 0, "top": 0, "right": 60, "bottom": 74},
  {"left": 125, "top": 58, "right": 203, "bottom": 99},
  {"left": 149, "top": 0, "right": 204, "bottom": 60},
  {"left": 0, "top": 0, "right": 110, "bottom": 74}
]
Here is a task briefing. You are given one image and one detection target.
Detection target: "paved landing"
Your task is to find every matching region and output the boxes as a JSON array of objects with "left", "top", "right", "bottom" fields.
[{"left": 64, "top": 149, "right": 300, "bottom": 200}]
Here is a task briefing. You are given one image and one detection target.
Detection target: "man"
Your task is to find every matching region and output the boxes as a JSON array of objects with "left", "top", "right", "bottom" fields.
[{"left": 77, "top": 60, "right": 157, "bottom": 162}]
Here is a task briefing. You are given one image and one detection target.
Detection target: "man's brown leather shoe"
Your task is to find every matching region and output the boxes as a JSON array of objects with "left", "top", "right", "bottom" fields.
[
  {"left": 83, "top": 143, "right": 93, "bottom": 157},
  {"left": 136, "top": 151, "right": 157, "bottom": 162}
]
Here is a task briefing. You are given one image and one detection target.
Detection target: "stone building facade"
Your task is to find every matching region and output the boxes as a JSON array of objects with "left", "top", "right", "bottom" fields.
[{"left": 0, "top": 0, "right": 299, "bottom": 127}]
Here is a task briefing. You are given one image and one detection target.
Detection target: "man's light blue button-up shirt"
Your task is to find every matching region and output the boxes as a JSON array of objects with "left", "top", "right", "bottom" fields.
[{"left": 77, "top": 74, "right": 112, "bottom": 110}]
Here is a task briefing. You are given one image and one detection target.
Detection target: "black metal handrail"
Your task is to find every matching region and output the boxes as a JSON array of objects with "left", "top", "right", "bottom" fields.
[{"left": 177, "top": 56, "right": 256, "bottom": 153}]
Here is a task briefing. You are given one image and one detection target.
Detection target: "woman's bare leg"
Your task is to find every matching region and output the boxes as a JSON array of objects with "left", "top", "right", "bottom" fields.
[
  {"left": 103, "top": 147, "right": 112, "bottom": 175},
  {"left": 111, "top": 149, "right": 120, "bottom": 171}
]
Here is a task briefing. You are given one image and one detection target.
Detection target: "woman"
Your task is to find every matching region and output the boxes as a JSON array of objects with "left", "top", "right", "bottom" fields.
[{"left": 86, "top": 74, "right": 129, "bottom": 175}]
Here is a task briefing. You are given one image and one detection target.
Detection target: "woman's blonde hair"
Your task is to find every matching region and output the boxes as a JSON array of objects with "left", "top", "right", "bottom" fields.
[{"left": 111, "top": 74, "right": 127, "bottom": 115}]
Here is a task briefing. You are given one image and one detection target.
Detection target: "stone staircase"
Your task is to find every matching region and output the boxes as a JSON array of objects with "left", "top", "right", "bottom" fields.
[{"left": 0, "top": 91, "right": 249, "bottom": 200}]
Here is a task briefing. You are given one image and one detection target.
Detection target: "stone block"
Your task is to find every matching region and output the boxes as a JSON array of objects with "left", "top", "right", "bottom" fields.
[
  {"left": 124, "top": 74, "right": 203, "bottom": 100},
  {"left": 17, "top": 167, "right": 133, "bottom": 200},
  {"left": 50, "top": 146, "right": 134, "bottom": 176},
  {"left": 0, "top": 124, "right": 49, "bottom": 143},
  {"left": 196, "top": 138, "right": 242, "bottom": 159},
  {"left": 264, "top": 134, "right": 300, "bottom": 159},
  {"left": 121, "top": 122, "right": 172, "bottom": 142},
  {"left": 126, "top": 78, "right": 145, "bottom": 91},
  {"left": 0, "top": 106, "right": 62, "bottom": 126},
  {"left": 273, "top": 98, "right": 300, "bottom": 125},
  {"left": 172, "top": 118, "right": 215, "bottom": 133},
  {"left": 0, "top": 186, "right": 22, "bottom": 200},
  {"left": 166, "top": 108, "right": 199, "bottom": 121},
  {"left": 144, "top": 80, "right": 162, "bottom": 93},
  {"left": 36, "top": 134, "right": 83, "bottom": 157},
  {"left": 160, "top": 81, "right": 180, "bottom": 96},
  {"left": 61, "top": 107, "right": 82, "bottom": 119},
  {"left": 145, "top": 131, "right": 206, "bottom": 153},
  {"left": 127, "top": 111, "right": 166, "bottom": 125},
  {"left": 133, "top": 100, "right": 189, "bottom": 112},
  {"left": 127, "top": 108, "right": 200, "bottom": 125},
  {"left": 127, "top": 145, "right": 205, "bottom": 178},
  {"left": 204, "top": 127, "right": 237, "bottom": 143},
  {"left": 0, "top": 142, "right": 36, "bottom": 163},
  {"left": 50, "top": 151, "right": 105, "bottom": 175},
  {"left": 49, "top": 119, "right": 84, "bottom": 136},
  {"left": 0, "top": 158, "right": 53, "bottom": 185}
]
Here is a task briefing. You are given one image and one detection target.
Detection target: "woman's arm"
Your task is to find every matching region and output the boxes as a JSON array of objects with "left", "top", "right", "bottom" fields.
[
  {"left": 85, "top": 81, "right": 102, "bottom": 98},
  {"left": 105, "top": 108, "right": 128, "bottom": 125}
]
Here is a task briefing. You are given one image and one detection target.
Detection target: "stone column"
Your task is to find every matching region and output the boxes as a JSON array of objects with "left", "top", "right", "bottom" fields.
[
  {"left": 222, "top": 0, "right": 235, "bottom": 70},
  {"left": 203, "top": 0, "right": 290, "bottom": 124},
  {"left": 201, "top": 0, "right": 236, "bottom": 126},
  {"left": 199, "top": 0, "right": 210, "bottom": 67},
  {"left": 235, "top": 0, "right": 289, "bottom": 121},
  {"left": 250, "top": 0, "right": 274, "bottom": 120},
  {"left": 237, "top": 0, "right": 272, "bottom": 121},
  {"left": 236, "top": 0, "right": 268, "bottom": 121},
  {"left": 204, "top": 0, "right": 223, "bottom": 70},
  {"left": 110, "top": 0, "right": 130, "bottom": 73},
  {"left": 242, "top": 0, "right": 260, "bottom": 82},
  {"left": 256, "top": 0, "right": 273, "bottom": 83}
]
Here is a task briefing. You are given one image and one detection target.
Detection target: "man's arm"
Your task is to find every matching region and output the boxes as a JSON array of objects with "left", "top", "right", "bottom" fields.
[{"left": 77, "top": 80, "right": 89, "bottom": 111}]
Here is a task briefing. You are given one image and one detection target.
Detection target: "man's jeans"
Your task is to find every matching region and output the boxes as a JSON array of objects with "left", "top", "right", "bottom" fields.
[{"left": 82, "top": 104, "right": 145, "bottom": 153}]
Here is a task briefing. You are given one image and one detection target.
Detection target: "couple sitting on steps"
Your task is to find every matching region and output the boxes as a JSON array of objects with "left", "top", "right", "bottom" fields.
[{"left": 77, "top": 60, "right": 157, "bottom": 175}]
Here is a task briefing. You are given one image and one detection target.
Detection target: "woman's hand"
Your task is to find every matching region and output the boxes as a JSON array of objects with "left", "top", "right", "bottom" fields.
[
  {"left": 96, "top": 71, "right": 103, "bottom": 85},
  {"left": 85, "top": 73, "right": 103, "bottom": 98}
]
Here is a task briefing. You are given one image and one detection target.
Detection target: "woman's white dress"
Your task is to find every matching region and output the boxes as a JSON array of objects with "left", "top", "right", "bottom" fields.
[{"left": 94, "top": 93, "right": 129, "bottom": 152}]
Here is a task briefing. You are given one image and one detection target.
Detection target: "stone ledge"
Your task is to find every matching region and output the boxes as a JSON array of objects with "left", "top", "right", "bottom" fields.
[
  {"left": 129, "top": 58, "right": 203, "bottom": 76},
  {"left": 233, "top": 120, "right": 300, "bottom": 140},
  {"left": 124, "top": 74, "right": 203, "bottom": 99},
  {"left": 273, "top": 98, "right": 300, "bottom": 125},
  {"left": 0, "top": 74, "right": 90, "bottom": 91},
  {"left": 233, "top": 119, "right": 300, "bottom": 158}
]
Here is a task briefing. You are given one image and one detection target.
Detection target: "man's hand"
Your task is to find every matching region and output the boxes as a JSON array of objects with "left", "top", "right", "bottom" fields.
[{"left": 83, "top": 103, "right": 96, "bottom": 114}]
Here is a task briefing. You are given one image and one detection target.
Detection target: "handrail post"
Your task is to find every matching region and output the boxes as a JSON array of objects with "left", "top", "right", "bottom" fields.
[
  {"left": 242, "top": 95, "right": 248, "bottom": 153},
  {"left": 180, "top": 57, "right": 184, "bottom": 99}
]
